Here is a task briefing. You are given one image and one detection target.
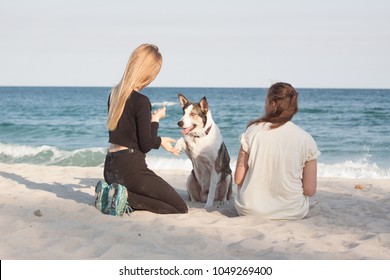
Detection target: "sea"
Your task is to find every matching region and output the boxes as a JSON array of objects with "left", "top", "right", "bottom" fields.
[{"left": 1, "top": 86, "right": 389, "bottom": 179}]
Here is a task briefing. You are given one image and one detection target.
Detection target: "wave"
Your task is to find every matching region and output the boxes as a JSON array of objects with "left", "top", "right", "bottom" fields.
[
  {"left": 0, "top": 143, "right": 106, "bottom": 167},
  {"left": 147, "top": 156, "right": 390, "bottom": 179},
  {"left": 317, "top": 160, "right": 390, "bottom": 179},
  {"left": 1, "top": 143, "right": 389, "bottom": 179},
  {"left": 151, "top": 101, "right": 177, "bottom": 107}
]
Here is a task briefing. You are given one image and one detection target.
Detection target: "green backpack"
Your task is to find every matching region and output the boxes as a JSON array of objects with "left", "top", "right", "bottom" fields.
[{"left": 94, "top": 180, "right": 133, "bottom": 216}]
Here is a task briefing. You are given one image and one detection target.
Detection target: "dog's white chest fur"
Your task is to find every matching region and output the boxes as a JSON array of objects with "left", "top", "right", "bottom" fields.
[
  {"left": 184, "top": 126, "right": 221, "bottom": 158},
  {"left": 176, "top": 93, "right": 233, "bottom": 209}
]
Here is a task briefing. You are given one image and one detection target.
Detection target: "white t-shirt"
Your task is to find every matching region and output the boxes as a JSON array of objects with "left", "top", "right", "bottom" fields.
[{"left": 235, "top": 121, "right": 321, "bottom": 220}]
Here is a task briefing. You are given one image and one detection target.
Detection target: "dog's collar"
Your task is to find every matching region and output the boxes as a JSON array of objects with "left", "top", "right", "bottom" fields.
[{"left": 193, "top": 125, "right": 212, "bottom": 138}]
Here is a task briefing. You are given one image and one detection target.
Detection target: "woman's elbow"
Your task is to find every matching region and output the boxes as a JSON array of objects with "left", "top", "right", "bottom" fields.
[
  {"left": 302, "top": 160, "right": 317, "bottom": 197},
  {"left": 139, "top": 146, "right": 152, "bottom": 153},
  {"left": 303, "top": 188, "right": 316, "bottom": 197},
  {"left": 139, "top": 141, "right": 155, "bottom": 153},
  {"left": 303, "top": 184, "right": 317, "bottom": 197},
  {"left": 234, "top": 177, "right": 242, "bottom": 187},
  {"left": 234, "top": 168, "right": 246, "bottom": 187}
]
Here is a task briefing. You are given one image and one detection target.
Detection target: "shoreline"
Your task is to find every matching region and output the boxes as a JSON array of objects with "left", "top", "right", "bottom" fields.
[{"left": 0, "top": 163, "right": 389, "bottom": 259}]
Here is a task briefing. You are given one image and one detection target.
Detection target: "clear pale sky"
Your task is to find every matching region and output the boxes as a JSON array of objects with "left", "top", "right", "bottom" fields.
[{"left": 1, "top": 0, "right": 389, "bottom": 88}]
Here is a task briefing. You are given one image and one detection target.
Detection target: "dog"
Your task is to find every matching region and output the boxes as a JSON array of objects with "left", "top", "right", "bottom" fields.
[{"left": 175, "top": 93, "right": 232, "bottom": 208}]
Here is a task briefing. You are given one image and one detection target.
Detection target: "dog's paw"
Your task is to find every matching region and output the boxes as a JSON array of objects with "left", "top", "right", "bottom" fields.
[
  {"left": 174, "top": 137, "right": 184, "bottom": 152},
  {"left": 204, "top": 202, "right": 214, "bottom": 209},
  {"left": 219, "top": 199, "right": 229, "bottom": 205}
]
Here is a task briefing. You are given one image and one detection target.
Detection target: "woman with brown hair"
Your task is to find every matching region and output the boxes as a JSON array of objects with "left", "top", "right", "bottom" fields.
[
  {"left": 104, "top": 44, "right": 188, "bottom": 214},
  {"left": 234, "top": 82, "right": 320, "bottom": 219}
]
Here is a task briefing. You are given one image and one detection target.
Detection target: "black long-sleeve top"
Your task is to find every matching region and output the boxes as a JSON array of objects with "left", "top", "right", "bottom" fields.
[{"left": 108, "top": 90, "right": 161, "bottom": 153}]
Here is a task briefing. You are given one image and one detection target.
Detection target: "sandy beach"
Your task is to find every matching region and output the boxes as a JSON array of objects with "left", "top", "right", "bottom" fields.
[{"left": 0, "top": 162, "right": 389, "bottom": 260}]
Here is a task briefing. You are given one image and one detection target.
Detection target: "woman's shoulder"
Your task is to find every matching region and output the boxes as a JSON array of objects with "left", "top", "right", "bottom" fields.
[
  {"left": 246, "top": 122, "right": 269, "bottom": 132},
  {"left": 286, "top": 121, "right": 307, "bottom": 133},
  {"left": 128, "top": 90, "right": 151, "bottom": 106},
  {"left": 287, "top": 122, "right": 316, "bottom": 141}
]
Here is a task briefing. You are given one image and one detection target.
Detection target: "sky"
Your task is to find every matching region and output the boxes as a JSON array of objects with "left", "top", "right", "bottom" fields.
[{"left": 0, "top": 0, "right": 389, "bottom": 88}]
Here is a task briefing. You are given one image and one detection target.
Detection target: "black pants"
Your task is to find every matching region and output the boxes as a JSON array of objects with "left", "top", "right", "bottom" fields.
[{"left": 103, "top": 148, "right": 188, "bottom": 214}]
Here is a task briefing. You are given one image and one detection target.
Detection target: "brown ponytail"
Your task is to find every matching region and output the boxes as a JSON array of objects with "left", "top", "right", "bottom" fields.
[{"left": 247, "top": 82, "right": 299, "bottom": 129}]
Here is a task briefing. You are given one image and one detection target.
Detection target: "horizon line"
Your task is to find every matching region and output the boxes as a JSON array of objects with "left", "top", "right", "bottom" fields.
[{"left": 1, "top": 85, "right": 390, "bottom": 90}]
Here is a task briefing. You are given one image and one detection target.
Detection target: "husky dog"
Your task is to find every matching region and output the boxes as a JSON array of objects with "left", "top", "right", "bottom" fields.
[{"left": 175, "top": 94, "right": 232, "bottom": 208}]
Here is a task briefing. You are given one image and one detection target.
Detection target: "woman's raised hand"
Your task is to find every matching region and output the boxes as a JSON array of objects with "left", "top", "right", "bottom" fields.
[{"left": 151, "top": 106, "right": 166, "bottom": 122}]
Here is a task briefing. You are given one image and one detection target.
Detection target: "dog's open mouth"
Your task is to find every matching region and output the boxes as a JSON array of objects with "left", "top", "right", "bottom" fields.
[{"left": 181, "top": 125, "right": 195, "bottom": 135}]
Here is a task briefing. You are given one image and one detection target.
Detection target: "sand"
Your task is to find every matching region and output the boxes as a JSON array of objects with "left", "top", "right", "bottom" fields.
[{"left": 0, "top": 162, "right": 389, "bottom": 260}]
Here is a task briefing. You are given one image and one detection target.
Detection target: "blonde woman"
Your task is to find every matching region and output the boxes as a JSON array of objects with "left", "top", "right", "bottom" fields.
[
  {"left": 104, "top": 44, "right": 188, "bottom": 214},
  {"left": 234, "top": 82, "right": 320, "bottom": 220}
]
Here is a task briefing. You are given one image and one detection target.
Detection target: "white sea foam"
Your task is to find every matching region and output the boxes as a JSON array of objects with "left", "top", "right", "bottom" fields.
[
  {"left": 317, "top": 160, "right": 390, "bottom": 179},
  {"left": 0, "top": 143, "right": 58, "bottom": 158},
  {"left": 1, "top": 143, "right": 390, "bottom": 179},
  {"left": 146, "top": 156, "right": 193, "bottom": 171},
  {"left": 148, "top": 157, "right": 390, "bottom": 179},
  {"left": 0, "top": 143, "right": 106, "bottom": 167},
  {"left": 151, "top": 101, "right": 177, "bottom": 107}
]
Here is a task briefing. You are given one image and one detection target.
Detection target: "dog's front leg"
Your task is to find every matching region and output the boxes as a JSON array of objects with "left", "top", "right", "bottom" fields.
[
  {"left": 174, "top": 137, "right": 185, "bottom": 153},
  {"left": 204, "top": 171, "right": 219, "bottom": 209}
]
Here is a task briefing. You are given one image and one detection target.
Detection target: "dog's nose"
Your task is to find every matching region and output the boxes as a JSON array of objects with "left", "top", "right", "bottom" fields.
[{"left": 177, "top": 121, "right": 183, "bottom": 128}]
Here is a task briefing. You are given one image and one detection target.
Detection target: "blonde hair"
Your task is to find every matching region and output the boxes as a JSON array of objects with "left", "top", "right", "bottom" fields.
[{"left": 107, "top": 44, "right": 162, "bottom": 131}]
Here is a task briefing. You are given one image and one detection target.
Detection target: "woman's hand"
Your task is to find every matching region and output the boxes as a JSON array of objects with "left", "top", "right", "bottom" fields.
[
  {"left": 151, "top": 106, "right": 166, "bottom": 122},
  {"left": 161, "top": 137, "right": 180, "bottom": 156}
]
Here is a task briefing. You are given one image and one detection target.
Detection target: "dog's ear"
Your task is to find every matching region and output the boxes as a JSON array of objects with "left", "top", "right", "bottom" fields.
[
  {"left": 199, "top": 97, "right": 208, "bottom": 114},
  {"left": 178, "top": 93, "right": 189, "bottom": 108}
]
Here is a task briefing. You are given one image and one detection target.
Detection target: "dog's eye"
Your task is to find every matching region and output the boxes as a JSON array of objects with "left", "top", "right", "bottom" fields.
[{"left": 190, "top": 112, "right": 196, "bottom": 117}]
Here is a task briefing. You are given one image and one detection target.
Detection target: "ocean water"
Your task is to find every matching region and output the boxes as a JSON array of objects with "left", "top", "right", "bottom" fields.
[{"left": 1, "top": 86, "right": 389, "bottom": 179}]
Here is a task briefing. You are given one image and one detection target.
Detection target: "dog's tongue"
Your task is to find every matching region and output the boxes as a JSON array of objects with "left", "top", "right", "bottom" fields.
[{"left": 181, "top": 126, "right": 193, "bottom": 135}]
